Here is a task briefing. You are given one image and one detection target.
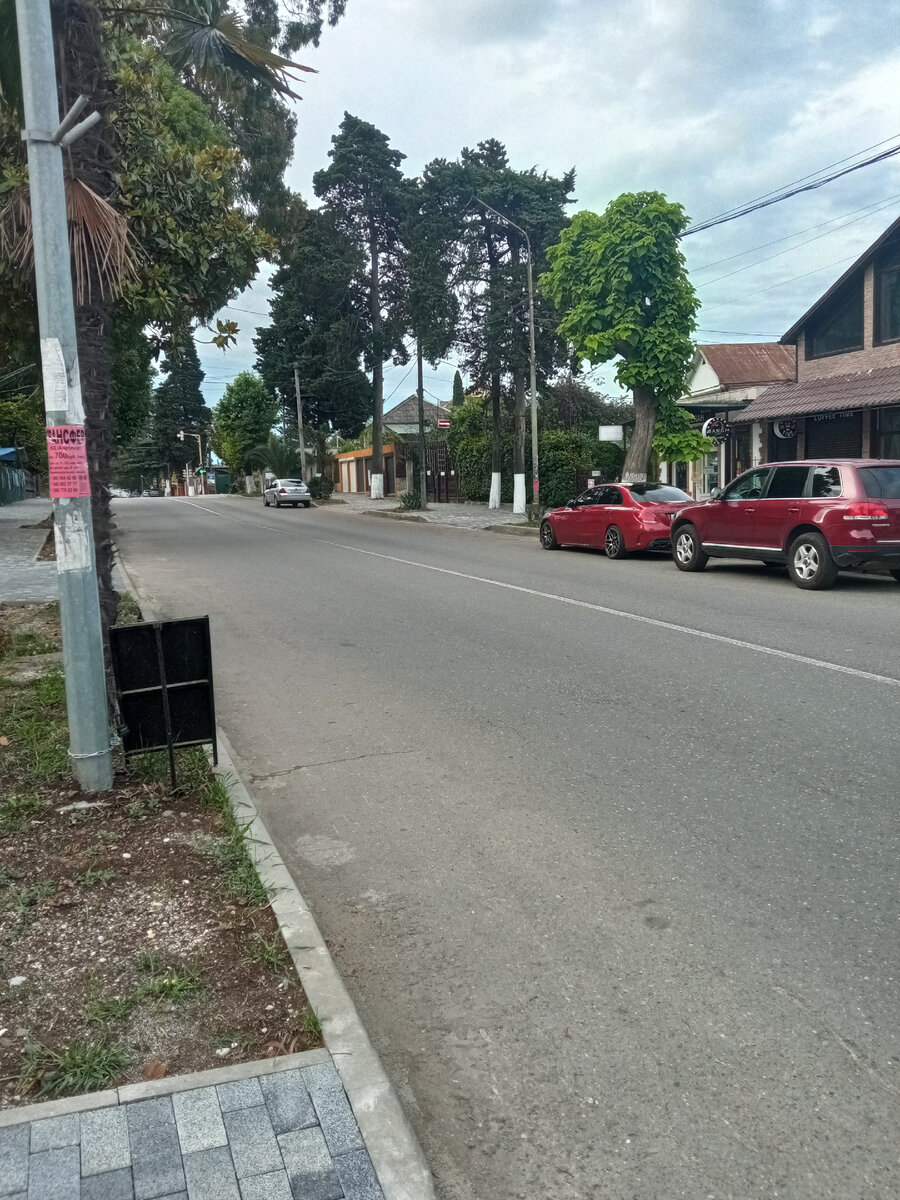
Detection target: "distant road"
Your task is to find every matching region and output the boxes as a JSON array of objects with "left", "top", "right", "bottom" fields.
[{"left": 118, "top": 496, "right": 900, "bottom": 1200}]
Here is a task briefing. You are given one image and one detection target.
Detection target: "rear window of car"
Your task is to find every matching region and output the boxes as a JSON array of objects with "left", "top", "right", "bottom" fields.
[
  {"left": 281, "top": 480, "right": 306, "bottom": 487},
  {"left": 858, "top": 466, "right": 900, "bottom": 499},
  {"left": 627, "top": 483, "right": 692, "bottom": 502}
]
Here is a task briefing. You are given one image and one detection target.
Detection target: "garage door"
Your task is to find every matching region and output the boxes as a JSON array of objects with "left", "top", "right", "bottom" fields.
[{"left": 805, "top": 412, "right": 862, "bottom": 458}]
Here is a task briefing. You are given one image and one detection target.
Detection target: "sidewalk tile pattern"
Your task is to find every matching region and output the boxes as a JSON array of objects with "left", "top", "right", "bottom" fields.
[{"left": 2, "top": 1063, "right": 383, "bottom": 1199}]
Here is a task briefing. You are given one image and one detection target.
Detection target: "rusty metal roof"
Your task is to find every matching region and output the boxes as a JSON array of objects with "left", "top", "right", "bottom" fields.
[
  {"left": 699, "top": 343, "right": 796, "bottom": 387},
  {"left": 733, "top": 364, "right": 900, "bottom": 422}
]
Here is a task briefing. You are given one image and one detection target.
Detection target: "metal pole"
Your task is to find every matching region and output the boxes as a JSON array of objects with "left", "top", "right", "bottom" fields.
[
  {"left": 525, "top": 241, "right": 540, "bottom": 510},
  {"left": 293, "top": 365, "right": 308, "bottom": 481},
  {"left": 416, "top": 340, "right": 428, "bottom": 509},
  {"left": 16, "top": 0, "right": 112, "bottom": 790}
]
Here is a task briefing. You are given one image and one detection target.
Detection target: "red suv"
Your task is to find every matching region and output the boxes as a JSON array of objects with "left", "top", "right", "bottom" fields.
[{"left": 670, "top": 460, "right": 900, "bottom": 590}]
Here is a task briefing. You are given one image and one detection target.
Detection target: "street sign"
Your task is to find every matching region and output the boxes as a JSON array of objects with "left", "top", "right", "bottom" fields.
[{"left": 437, "top": 418, "right": 451, "bottom": 429}]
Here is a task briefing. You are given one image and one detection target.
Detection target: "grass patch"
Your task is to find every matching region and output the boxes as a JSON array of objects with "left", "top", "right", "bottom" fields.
[
  {"left": 75, "top": 868, "right": 118, "bottom": 888},
  {"left": 1, "top": 670, "right": 68, "bottom": 784},
  {"left": 0, "top": 792, "right": 43, "bottom": 834},
  {"left": 0, "top": 631, "right": 57, "bottom": 662},
  {"left": 203, "top": 776, "right": 271, "bottom": 906},
  {"left": 84, "top": 995, "right": 137, "bottom": 1024},
  {"left": 20, "top": 1040, "right": 129, "bottom": 1097},
  {"left": 245, "top": 932, "right": 290, "bottom": 974},
  {"left": 115, "top": 591, "right": 143, "bottom": 626},
  {"left": 299, "top": 1007, "right": 322, "bottom": 1039},
  {"left": 133, "top": 948, "right": 204, "bottom": 1004},
  {"left": 5, "top": 881, "right": 56, "bottom": 942}
]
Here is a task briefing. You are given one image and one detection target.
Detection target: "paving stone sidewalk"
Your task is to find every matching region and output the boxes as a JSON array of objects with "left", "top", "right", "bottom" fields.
[
  {"left": 0, "top": 499, "right": 57, "bottom": 603},
  {"left": 323, "top": 494, "right": 533, "bottom": 530},
  {"left": 0, "top": 1054, "right": 384, "bottom": 1200}
]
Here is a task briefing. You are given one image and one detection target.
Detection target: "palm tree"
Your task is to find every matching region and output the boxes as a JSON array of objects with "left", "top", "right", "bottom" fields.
[
  {"left": 0, "top": 0, "right": 312, "bottom": 627},
  {"left": 248, "top": 433, "right": 301, "bottom": 480}
]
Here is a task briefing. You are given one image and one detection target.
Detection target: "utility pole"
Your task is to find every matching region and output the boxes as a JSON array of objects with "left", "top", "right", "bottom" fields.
[
  {"left": 178, "top": 430, "right": 204, "bottom": 493},
  {"left": 416, "top": 341, "right": 428, "bottom": 509},
  {"left": 293, "top": 365, "right": 308, "bottom": 481},
  {"left": 477, "top": 199, "right": 540, "bottom": 512},
  {"left": 16, "top": 0, "right": 112, "bottom": 791}
]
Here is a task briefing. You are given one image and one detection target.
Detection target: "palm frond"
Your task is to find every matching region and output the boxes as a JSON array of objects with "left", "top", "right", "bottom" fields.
[
  {"left": 0, "top": 177, "right": 137, "bottom": 306},
  {"left": 161, "top": 3, "right": 316, "bottom": 100}
]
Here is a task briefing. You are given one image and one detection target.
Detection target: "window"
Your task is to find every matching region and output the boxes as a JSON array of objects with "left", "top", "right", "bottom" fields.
[
  {"left": 600, "top": 487, "right": 623, "bottom": 505},
  {"left": 723, "top": 468, "right": 770, "bottom": 500},
  {"left": 574, "top": 490, "right": 600, "bottom": 505},
  {"left": 811, "top": 466, "right": 842, "bottom": 498},
  {"left": 765, "top": 465, "right": 810, "bottom": 499},
  {"left": 875, "top": 407, "right": 900, "bottom": 458},
  {"left": 858, "top": 466, "right": 900, "bottom": 499},
  {"left": 627, "top": 484, "right": 691, "bottom": 503},
  {"left": 876, "top": 243, "right": 900, "bottom": 345},
  {"left": 806, "top": 282, "right": 864, "bottom": 358}
]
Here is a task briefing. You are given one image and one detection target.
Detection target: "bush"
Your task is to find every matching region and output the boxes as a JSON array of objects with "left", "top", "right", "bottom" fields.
[
  {"left": 400, "top": 489, "right": 423, "bottom": 510},
  {"left": 307, "top": 474, "right": 334, "bottom": 499}
]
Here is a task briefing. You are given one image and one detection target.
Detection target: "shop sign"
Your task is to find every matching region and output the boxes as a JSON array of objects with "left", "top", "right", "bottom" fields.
[
  {"left": 773, "top": 418, "right": 798, "bottom": 440},
  {"left": 701, "top": 416, "right": 731, "bottom": 444},
  {"left": 810, "top": 409, "right": 857, "bottom": 423}
]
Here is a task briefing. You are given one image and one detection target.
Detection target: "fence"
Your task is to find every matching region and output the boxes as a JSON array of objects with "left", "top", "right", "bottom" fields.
[{"left": 0, "top": 464, "right": 40, "bottom": 504}]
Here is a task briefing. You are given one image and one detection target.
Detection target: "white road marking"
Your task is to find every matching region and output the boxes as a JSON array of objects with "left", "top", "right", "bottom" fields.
[
  {"left": 173, "top": 499, "right": 900, "bottom": 688},
  {"left": 316, "top": 538, "right": 900, "bottom": 689}
]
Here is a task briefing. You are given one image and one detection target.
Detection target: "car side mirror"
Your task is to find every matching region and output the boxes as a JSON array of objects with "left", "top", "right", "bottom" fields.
[{"left": 710, "top": 486, "right": 722, "bottom": 500}]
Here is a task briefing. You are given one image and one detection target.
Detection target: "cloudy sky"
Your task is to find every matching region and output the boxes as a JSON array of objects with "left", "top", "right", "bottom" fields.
[{"left": 197, "top": 0, "right": 900, "bottom": 409}]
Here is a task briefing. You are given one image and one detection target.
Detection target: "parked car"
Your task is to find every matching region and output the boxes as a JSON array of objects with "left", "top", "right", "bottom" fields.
[
  {"left": 540, "top": 482, "right": 693, "bottom": 557},
  {"left": 263, "top": 478, "right": 311, "bottom": 509},
  {"left": 670, "top": 459, "right": 900, "bottom": 590}
]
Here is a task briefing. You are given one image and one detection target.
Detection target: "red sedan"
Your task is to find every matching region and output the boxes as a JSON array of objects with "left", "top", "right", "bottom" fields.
[{"left": 540, "top": 482, "right": 692, "bottom": 557}]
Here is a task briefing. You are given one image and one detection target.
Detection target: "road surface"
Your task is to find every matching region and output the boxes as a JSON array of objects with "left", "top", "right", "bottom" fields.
[{"left": 117, "top": 496, "right": 900, "bottom": 1200}]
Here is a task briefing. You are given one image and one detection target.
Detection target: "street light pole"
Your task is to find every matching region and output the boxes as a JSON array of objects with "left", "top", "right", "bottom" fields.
[
  {"left": 16, "top": 0, "right": 112, "bottom": 791},
  {"left": 178, "top": 431, "right": 204, "bottom": 492},
  {"left": 476, "top": 199, "right": 540, "bottom": 513}
]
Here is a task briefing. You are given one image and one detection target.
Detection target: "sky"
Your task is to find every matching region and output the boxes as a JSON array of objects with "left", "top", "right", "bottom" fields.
[{"left": 196, "top": 0, "right": 900, "bottom": 412}]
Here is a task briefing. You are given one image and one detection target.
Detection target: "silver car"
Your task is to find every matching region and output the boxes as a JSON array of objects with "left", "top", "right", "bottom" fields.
[{"left": 263, "top": 478, "right": 311, "bottom": 509}]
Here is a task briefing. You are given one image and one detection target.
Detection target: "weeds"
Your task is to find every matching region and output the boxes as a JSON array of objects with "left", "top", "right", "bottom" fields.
[
  {"left": 75, "top": 868, "right": 118, "bottom": 888},
  {"left": 133, "top": 948, "right": 204, "bottom": 1004},
  {"left": 299, "top": 1007, "right": 322, "bottom": 1039},
  {"left": 1, "top": 670, "right": 68, "bottom": 783},
  {"left": 6, "top": 881, "right": 56, "bottom": 941},
  {"left": 115, "top": 592, "right": 142, "bottom": 626},
  {"left": 245, "top": 932, "right": 290, "bottom": 974},
  {"left": 0, "top": 792, "right": 43, "bottom": 834},
  {"left": 0, "top": 631, "right": 57, "bottom": 662},
  {"left": 84, "top": 995, "right": 136, "bottom": 1024},
  {"left": 203, "top": 776, "right": 271, "bottom": 905},
  {"left": 20, "top": 1040, "right": 129, "bottom": 1097}
]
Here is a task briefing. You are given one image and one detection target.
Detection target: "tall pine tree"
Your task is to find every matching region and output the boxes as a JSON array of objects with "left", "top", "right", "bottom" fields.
[
  {"left": 313, "top": 114, "right": 408, "bottom": 498},
  {"left": 151, "top": 339, "right": 209, "bottom": 481}
]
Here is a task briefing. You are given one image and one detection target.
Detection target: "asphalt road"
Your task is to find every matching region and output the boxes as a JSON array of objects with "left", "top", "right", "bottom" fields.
[{"left": 117, "top": 495, "right": 900, "bottom": 1200}]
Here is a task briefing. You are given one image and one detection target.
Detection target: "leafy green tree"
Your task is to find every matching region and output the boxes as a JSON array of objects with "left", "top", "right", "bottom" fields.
[
  {"left": 313, "top": 113, "right": 408, "bottom": 498},
  {"left": 211, "top": 371, "right": 278, "bottom": 486},
  {"left": 452, "top": 370, "right": 465, "bottom": 408},
  {"left": 540, "top": 192, "right": 699, "bottom": 481},
  {"left": 541, "top": 376, "right": 634, "bottom": 434},
  {"left": 255, "top": 208, "right": 371, "bottom": 438},
  {"left": 0, "top": 391, "right": 47, "bottom": 471}
]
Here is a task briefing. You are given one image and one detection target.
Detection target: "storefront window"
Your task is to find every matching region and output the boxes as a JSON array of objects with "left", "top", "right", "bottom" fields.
[
  {"left": 730, "top": 427, "right": 751, "bottom": 480},
  {"left": 699, "top": 451, "right": 719, "bottom": 496},
  {"left": 876, "top": 407, "right": 900, "bottom": 458}
]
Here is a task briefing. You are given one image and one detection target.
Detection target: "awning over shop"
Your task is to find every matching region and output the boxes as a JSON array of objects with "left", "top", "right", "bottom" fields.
[{"left": 734, "top": 364, "right": 900, "bottom": 423}]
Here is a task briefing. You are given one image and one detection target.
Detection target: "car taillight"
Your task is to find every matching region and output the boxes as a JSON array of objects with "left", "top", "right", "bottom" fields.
[
  {"left": 842, "top": 502, "right": 889, "bottom": 522},
  {"left": 279, "top": 488, "right": 287, "bottom": 494}
]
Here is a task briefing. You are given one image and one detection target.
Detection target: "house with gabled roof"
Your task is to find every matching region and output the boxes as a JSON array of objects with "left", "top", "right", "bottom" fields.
[
  {"left": 661, "top": 342, "right": 796, "bottom": 497},
  {"left": 332, "top": 395, "right": 456, "bottom": 498}
]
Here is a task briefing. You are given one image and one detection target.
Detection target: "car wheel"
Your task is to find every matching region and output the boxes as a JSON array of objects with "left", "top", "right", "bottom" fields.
[
  {"left": 604, "top": 525, "right": 628, "bottom": 559},
  {"left": 890, "top": 569, "right": 900, "bottom": 584},
  {"left": 263, "top": 494, "right": 269, "bottom": 507},
  {"left": 786, "top": 531, "right": 838, "bottom": 590},
  {"left": 274, "top": 497, "right": 281, "bottom": 508},
  {"left": 673, "top": 525, "right": 708, "bottom": 572},
  {"left": 304, "top": 501, "right": 311, "bottom": 508},
  {"left": 539, "top": 520, "right": 559, "bottom": 550}
]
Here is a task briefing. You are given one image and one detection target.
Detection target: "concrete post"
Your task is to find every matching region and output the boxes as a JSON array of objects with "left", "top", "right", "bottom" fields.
[{"left": 16, "top": 0, "right": 112, "bottom": 790}]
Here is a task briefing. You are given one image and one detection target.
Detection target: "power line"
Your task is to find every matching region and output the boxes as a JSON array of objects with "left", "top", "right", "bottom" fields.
[
  {"left": 696, "top": 329, "right": 782, "bottom": 337},
  {"left": 690, "top": 193, "right": 900, "bottom": 271},
  {"left": 683, "top": 137, "right": 900, "bottom": 237},
  {"left": 740, "top": 251, "right": 860, "bottom": 301},
  {"left": 695, "top": 194, "right": 900, "bottom": 289}
]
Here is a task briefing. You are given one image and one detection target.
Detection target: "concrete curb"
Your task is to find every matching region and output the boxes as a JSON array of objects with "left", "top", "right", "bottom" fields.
[
  {"left": 0, "top": 1050, "right": 329, "bottom": 1129},
  {"left": 483, "top": 523, "right": 537, "bottom": 536},
  {"left": 114, "top": 551, "right": 436, "bottom": 1200}
]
